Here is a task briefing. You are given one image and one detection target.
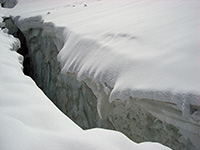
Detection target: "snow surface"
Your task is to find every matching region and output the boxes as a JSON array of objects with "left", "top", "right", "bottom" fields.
[
  {"left": 0, "top": 20, "right": 171, "bottom": 149},
  {"left": 4, "top": 0, "right": 200, "bottom": 116},
  {"left": 0, "top": 0, "right": 199, "bottom": 149}
]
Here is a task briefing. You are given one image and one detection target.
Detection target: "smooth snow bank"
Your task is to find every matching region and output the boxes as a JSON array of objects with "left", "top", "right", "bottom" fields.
[{"left": 0, "top": 27, "right": 171, "bottom": 149}]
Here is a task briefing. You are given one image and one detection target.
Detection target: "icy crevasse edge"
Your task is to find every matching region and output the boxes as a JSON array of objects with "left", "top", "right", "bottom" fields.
[
  {"left": 56, "top": 25, "right": 200, "bottom": 149},
  {"left": 10, "top": 14, "right": 200, "bottom": 149},
  {"left": 57, "top": 29, "right": 200, "bottom": 120},
  {"left": 0, "top": 19, "right": 171, "bottom": 150}
]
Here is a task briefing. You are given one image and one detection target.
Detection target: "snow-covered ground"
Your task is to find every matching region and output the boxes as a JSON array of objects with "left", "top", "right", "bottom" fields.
[
  {"left": 0, "top": 14, "right": 170, "bottom": 150},
  {"left": 1, "top": 0, "right": 200, "bottom": 149}
]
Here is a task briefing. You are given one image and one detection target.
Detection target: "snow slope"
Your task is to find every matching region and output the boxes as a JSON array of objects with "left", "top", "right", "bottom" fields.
[{"left": 0, "top": 21, "right": 170, "bottom": 149}]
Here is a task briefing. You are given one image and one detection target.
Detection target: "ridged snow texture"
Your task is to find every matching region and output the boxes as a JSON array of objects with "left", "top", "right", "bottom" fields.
[{"left": 10, "top": 16, "right": 200, "bottom": 150}]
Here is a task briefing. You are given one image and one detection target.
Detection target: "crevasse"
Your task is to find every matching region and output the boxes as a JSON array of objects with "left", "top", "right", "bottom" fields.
[{"left": 3, "top": 15, "right": 199, "bottom": 150}]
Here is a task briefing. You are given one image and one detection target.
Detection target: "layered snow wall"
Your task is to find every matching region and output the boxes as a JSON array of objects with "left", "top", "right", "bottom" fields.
[{"left": 3, "top": 14, "right": 199, "bottom": 150}]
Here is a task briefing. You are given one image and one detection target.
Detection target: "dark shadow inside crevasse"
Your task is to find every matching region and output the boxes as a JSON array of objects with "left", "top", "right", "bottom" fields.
[
  {"left": 3, "top": 17, "right": 33, "bottom": 76},
  {"left": 2, "top": 17, "right": 114, "bottom": 131}
]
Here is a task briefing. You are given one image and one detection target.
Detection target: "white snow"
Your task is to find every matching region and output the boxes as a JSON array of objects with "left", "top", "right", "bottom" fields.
[
  {"left": 1, "top": 0, "right": 200, "bottom": 149},
  {"left": 0, "top": 21, "right": 170, "bottom": 149}
]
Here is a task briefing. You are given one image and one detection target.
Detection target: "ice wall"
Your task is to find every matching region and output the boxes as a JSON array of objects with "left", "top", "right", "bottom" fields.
[
  {"left": 6, "top": 15, "right": 200, "bottom": 150},
  {"left": 4, "top": 16, "right": 113, "bottom": 130}
]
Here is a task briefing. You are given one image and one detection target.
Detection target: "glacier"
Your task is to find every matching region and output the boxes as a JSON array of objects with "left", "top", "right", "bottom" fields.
[{"left": 1, "top": 0, "right": 200, "bottom": 150}]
